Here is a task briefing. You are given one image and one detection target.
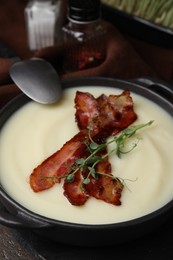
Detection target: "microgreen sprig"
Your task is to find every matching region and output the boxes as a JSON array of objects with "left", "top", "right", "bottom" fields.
[
  {"left": 114, "top": 120, "right": 154, "bottom": 158},
  {"left": 65, "top": 120, "right": 154, "bottom": 185}
]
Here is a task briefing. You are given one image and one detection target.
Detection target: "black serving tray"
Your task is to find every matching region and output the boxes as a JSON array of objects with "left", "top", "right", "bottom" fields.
[{"left": 102, "top": 3, "right": 173, "bottom": 49}]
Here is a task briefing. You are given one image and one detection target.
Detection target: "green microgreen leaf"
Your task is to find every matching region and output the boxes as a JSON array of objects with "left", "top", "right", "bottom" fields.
[
  {"left": 82, "top": 178, "right": 90, "bottom": 185},
  {"left": 88, "top": 166, "right": 96, "bottom": 176},
  {"left": 76, "top": 158, "right": 85, "bottom": 165},
  {"left": 89, "top": 141, "right": 100, "bottom": 150},
  {"left": 86, "top": 156, "right": 102, "bottom": 165},
  {"left": 66, "top": 173, "right": 75, "bottom": 183}
]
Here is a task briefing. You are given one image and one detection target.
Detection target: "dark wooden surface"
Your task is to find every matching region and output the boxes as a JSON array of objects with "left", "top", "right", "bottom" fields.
[
  {"left": 0, "top": 216, "right": 173, "bottom": 260},
  {"left": 0, "top": 1, "right": 173, "bottom": 259}
]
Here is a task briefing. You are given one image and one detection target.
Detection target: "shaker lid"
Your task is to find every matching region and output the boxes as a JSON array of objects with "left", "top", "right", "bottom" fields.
[{"left": 68, "top": 0, "right": 101, "bottom": 22}]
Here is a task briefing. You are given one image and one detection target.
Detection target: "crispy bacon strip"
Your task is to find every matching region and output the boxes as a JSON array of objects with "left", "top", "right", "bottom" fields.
[
  {"left": 76, "top": 90, "right": 137, "bottom": 134},
  {"left": 63, "top": 150, "right": 123, "bottom": 206},
  {"left": 84, "top": 155, "right": 123, "bottom": 206},
  {"left": 63, "top": 145, "right": 123, "bottom": 206},
  {"left": 108, "top": 91, "right": 138, "bottom": 134},
  {"left": 63, "top": 169, "right": 89, "bottom": 206},
  {"left": 97, "top": 92, "right": 136, "bottom": 137},
  {"left": 75, "top": 91, "right": 100, "bottom": 131},
  {"left": 30, "top": 130, "right": 89, "bottom": 192}
]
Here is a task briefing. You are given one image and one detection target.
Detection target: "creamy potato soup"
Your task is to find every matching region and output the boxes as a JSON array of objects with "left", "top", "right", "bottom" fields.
[{"left": 0, "top": 87, "right": 173, "bottom": 224}]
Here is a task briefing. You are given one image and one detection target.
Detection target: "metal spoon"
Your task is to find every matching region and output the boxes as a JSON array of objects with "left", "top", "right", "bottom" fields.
[{"left": 9, "top": 58, "right": 62, "bottom": 104}]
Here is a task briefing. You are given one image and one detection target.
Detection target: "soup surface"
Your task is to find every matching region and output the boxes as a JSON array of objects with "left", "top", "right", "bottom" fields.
[{"left": 0, "top": 86, "right": 173, "bottom": 224}]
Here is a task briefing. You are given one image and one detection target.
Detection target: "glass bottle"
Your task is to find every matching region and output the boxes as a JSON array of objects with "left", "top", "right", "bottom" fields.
[
  {"left": 25, "top": 0, "right": 64, "bottom": 51},
  {"left": 62, "top": 0, "right": 107, "bottom": 73}
]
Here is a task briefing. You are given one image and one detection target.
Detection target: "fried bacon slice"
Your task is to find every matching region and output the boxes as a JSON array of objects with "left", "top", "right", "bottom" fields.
[
  {"left": 75, "top": 91, "right": 100, "bottom": 131},
  {"left": 30, "top": 89, "right": 137, "bottom": 206},
  {"left": 63, "top": 169, "right": 89, "bottom": 206},
  {"left": 63, "top": 150, "right": 123, "bottom": 206},
  {"left": 75, "top": 90, "right": 137, "bottom": 135},
  {"left": 30, "top": 130, "right": 89, "bottom": 192},
  {"left": 84, "top": 156, "right": 123, "bottom": 206},
  {"left": 107, "top": 91, "right": 138, "bottom": 134}
]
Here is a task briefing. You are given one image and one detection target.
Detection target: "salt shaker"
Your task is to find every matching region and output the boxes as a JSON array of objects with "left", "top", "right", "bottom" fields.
[
  {"left": 62, "top": 0, "right": 107, "bottom": 72},
  {"left": 25, "top": 0, "right": 64, "bottom": 51}
]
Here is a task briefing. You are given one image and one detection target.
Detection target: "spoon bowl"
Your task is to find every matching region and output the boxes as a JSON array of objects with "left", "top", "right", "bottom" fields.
[{"left": 9, "top": 58, "right": 62, "bottom": 104}]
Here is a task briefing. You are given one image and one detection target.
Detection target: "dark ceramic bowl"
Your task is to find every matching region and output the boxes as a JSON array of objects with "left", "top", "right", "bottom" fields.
[{"left": 0, "top": 77, "right": 172, "bottom": 246}]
